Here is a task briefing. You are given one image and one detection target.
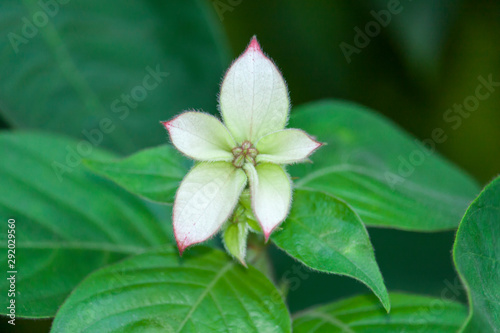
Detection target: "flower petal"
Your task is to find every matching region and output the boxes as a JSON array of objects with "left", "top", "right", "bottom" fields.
[
  {"left": 244, "top": 163, "right": 292, "bottom": 241},
  {"left": 256, "top": 129, "right": 322, "bottom": 164},
  {"left": 219, "top": 36, "right": 290, "bottom": 143},
  {"left": 173, "top": 162, "right": 247, "bottom": 253},
  {"left": 162, "top": 112, "right": 235, "bottom": 161}
]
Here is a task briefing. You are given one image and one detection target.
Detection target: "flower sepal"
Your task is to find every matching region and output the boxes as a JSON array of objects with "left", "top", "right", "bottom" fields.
[
  {"left": 239, "top": 190, "right": 262, "bottom": 233},
  {"left": 222, "top": 206, "right": 249, "bottom": 266}
]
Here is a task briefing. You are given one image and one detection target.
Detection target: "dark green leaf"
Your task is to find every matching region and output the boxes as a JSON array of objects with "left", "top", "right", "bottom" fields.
[
  {"left": 436, "top": 5, "right": 500, "bottom": 184},
  {"left": 0, "top": 132, "right": 171, "bottom": 318},
  {"left": 0, "top": 0, "right": 229, "bottom": 154},
  {"left": 51, "top": 246, "right": 291, "bottom": 333},
  {"left": 293, "top": 293, "right": 467, "bottom": 332},
  {"left": 85, "top": 145, "right": 191, "bottom": 203},
  {"left": 365, "top": 0, "right": 459, "bottom": 81},
  {"left": 272, "top": 190, "right": 389, "bottom": 312},
  {"left": 453, "top": 176, "right": 500, "bottom": 333},
  {"left": 289, "top": 100, "right": 480, "bottom": 231}
]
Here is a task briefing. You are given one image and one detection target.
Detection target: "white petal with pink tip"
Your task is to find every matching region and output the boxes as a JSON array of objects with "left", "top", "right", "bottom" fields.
[
  {"left": 244, "top": 163, "right": 292, "bottom": 240},
  {"left": 256, "top": 129, "right": 322, "bottom": 164},
  {"left": 220, "top": 37, "right": 290, "bottom": 143},
  {"left": 163, "top": 112, "right": 235, "bottom": 162},
  {"left": 174, "top": 162, "right": 247, "bottom": 253}
]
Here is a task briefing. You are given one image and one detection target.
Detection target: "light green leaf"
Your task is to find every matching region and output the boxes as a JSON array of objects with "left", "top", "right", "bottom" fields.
[
  {"left": 85, "top": 145, "right": 191, "bottom": 203},
  {"left": 0, "top": 132, "right": 171, "bottom": 318},
  {"left": 454, "top": 176, "right": 500, "bottom": 333},
  {"left": 0, "top": 0, "right": 229, "bottom": 154},
  {"left": 51, "top": 246, "right": 291, "bottom": 333},
  {"left": 272, "top": 190, "right": 389, "bottom": 312},
  {"left": 223, "top": 217, "right": 249, "bottom": 266},
  {"left": 293, "top": 293, "right": 467, "bottom": 333},
  {"left": 365, "top": 0, "right": 459, "bottom": 81},
  {"left": 290, "top": 100, "right": 480, "bottom": 231}
]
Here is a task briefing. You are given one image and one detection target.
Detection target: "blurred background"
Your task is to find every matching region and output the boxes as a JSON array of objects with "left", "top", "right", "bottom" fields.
[{"left": 1, "top": 0, "right": 499, "bottom": 331}]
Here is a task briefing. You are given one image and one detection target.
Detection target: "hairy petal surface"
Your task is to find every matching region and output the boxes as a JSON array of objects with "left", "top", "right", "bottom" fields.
[
  {"left": 219, "top": 37, "right": 290, "bottom": 143},
  {"left": 174, "top": 162, "right": 247, "bottom": 253},
  {"left": 163, "top": 112, "right": 235, "bottom": 161},
  {"left": 256, "top": 129, "right": 322, "bottom": 164},
  {"left": 244, "top": 163, "right": 292, "bottom": 241}
]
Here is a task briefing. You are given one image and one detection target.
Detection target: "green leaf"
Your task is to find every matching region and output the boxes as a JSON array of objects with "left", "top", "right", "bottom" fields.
[
  {"left": 51, "top": 246, "right": 291, "bottom": 333},
  {"left": 223, "top": 218, "right": 249, "bottom": 266},
  {"left": 85, "top": 145, "right": 191, "bottom": 204},
  {"left": 293, "top": 293, "right": 468, "bottom": 332},
  {"left": 290, "top": 100, "right": 480, "bottom": 231},
  {"left": 453, "top": 176, "right": 500, "bottom": 333},
  {"left": 0, "top": 132, "right": 171, "bottom": 318},
  {"left": 272, "top": 190, "right": 390, "bottom": 312},
  {"left": 0, "top": 0, "right": 229, "bottom": 154}
]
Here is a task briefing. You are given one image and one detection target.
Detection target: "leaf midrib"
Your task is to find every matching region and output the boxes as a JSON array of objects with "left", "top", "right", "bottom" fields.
[
  {"left": 285, "top": 215, "right": 387, "bottom": 308},
  {"left": 175, "top": 261, "right": 234, "bottom": 332}
]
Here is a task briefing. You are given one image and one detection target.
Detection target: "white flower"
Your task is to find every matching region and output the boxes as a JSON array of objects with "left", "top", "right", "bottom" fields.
[{"left": 162, "top": 36, "right": 322, "bottom": 254}]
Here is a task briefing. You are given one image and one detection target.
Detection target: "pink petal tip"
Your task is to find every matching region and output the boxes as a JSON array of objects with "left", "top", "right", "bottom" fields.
[
  {"left": 246, "top": 36, "right": 262, "bottom": 53},
  {"left": 176, "top": 240, "right": 186, "bottom": 256},
  {"left": 309, "top": 138, "right": 325, "bottom": 156},
  {"left": 161, "top": 120, "right": 171, "bottom": 130},
  {"left": 263, "top": 231, "right": 272, "bottom": 243}
]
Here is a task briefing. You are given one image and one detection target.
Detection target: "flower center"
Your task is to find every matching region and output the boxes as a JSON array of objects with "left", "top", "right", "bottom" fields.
[{"left": 232, "top": 140, "right": 258, "bottom": 168}]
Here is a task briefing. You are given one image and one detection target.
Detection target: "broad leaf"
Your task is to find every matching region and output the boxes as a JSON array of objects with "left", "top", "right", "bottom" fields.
[
  {"left": 290, "top": 100, "right": 480, "bottom": 231},
  {"left": 85, "top": 145, "right": 191, "bottom": 203},
  {"left": 0, "top": 0, "right": 229, "bottom": 154},
  {"left": 454, "top": 176, "right": 500, "bottom": 332},
  {"left": 272, "top": 190, "right": 389, "bottom": 311},
  {"left": 293, "top": 293, "right": 467, "bottom": 332},
  {"left": 0, "top": 132, "right": 171, "bottom": 318},
  {"left": 51, "top": 246, "right": 291, "bottom": 333}
]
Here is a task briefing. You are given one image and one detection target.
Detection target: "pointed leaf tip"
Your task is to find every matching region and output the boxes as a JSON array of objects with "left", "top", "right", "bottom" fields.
[
  {"left": 263, "top": 232, "right": 272, "bottom": 244},
  {"left": 176, "top": 240, "right": 186, "bottom": 256},
  {"left": 160, "top": 120, "right": 170, "bottom": 129},
  {"left": 174, "top": 222, "right": 186, "bottom": 256},
  {"left": 313, "top": 140, "right": 325, "bottom": 153},
  {"left": 246, "top": 36, "right": 262, "bottom": 53}
]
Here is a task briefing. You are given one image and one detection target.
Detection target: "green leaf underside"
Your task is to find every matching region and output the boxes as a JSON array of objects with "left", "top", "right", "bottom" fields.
[
  {"left": 289, "top": 100, "right": 480, "bottom": 231},
  {"left": 293, "top": 293, "right": 467, "bottom": 333},
  {"left": 51, "top": 246, "right": 291, "bottom": 333},
  {"left": 0, "top": 132, "right": 170, "bottom": 317},
  {"left": 453, "top": 176, "right": 500, "bottom": 333},
  {"left": 272, "top": 190, "right": 390, "bottom": 312},
  {"left": 85, "top": 145, "right": 191, "bottom": 204},
  {"left": 0, "top": 0, "right": 229, "bottom": 154}
]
